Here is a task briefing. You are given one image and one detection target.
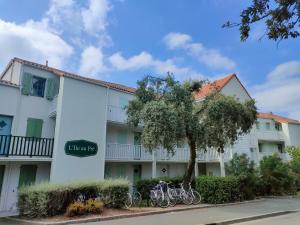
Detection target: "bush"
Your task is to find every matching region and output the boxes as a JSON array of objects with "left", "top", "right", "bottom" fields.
[
  {"left": 85, "top": 199, "right": 104, "bottom": 214},
  {"left": 65, "top": 201, "right": 87, "bottom": 217},
  {"left": 65, "top": 199, "right": 104, "bottom": 217},
  {"left": 18, "top": 179, "right": 129, "bottom": 218},
  {"left": 196, "top": 176, "right": 241, "bottom": 204},
  {"left": 225, "top": 153, "right": 258, "bottom": 200},
  {"left": 260, "top": 154, "right": 297, "bottom": 195},
  {"left": 136, "top": 176, "right": 183, "bottom": 200}
]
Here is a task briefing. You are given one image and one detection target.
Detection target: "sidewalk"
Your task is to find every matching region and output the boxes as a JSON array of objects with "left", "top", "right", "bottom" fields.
[{"left": 1, "top": 197, "right": 300, "bottom": 225}]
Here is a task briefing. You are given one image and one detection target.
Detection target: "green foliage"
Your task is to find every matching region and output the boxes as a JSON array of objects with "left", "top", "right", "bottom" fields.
[
  {"left": 287, "top": 145, "right": 300, "bottom": 174},
  {"left": 127, "top": 74, "right": 257, "bottom": 182},
  {"left": 260, "top": 154, "right": 296, "bottom": 195},
  {"left": 225, "top": 153, "right": 257, "bottom": 200},
  {"left": 136, "top": 177, "right": 183, "bottom": 200},
  {"left": 196, "top": 176, "right": 241, "bottom": 204},
  {"left": 18, "top": 179, "right": 129, "bottom": 218},
  {"left": 223, "top": 0, "right": 300, "bottom": 42}
]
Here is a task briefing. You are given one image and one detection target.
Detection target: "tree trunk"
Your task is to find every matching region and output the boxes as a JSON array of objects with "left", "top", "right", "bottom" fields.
[{"left": 183, "top": 139, "right": 196, "bottom": 186}]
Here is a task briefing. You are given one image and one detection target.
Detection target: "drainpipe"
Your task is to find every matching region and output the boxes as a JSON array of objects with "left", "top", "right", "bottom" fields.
[
  {"left": 220, "top": 153, "right": 225, "bottom": 177},
  {"left": 152, "top": 150, "right": 157, "bottom": 178}
]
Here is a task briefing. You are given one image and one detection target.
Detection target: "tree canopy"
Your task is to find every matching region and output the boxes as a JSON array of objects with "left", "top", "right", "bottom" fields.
[
  {"left": 223, "top": 0, "right": 300, "bottom": 42},
  {"left": 127, "top": 74, "right": 257, "bottom": 183}
]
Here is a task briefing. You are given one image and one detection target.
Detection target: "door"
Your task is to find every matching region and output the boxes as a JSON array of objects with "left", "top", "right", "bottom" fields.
[
  {"left": 18, "top": 165, "right": 37, "bottom": 188},
  {"left": 0, "top": 115, "right": 12, "bottom": 155},
  {"left": 133, "top": 165, "right": 142, "bottom": 186}
]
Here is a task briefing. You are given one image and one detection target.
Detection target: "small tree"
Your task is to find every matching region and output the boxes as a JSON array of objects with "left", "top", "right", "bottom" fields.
[
  {"left": 223, "top": 0, "right": 300, "bottom": 42},
  {"left": 286, "top": 145, "right": 300, "bottom": 190},
  {"left": 127, "top": 74, "right": 257, "bottom": 184},
  {"left": 226, "top": 153, "right": 257, "bottom": 200},
  {"left": 260, "top": 154, "right": 296, "bottom": 195}
]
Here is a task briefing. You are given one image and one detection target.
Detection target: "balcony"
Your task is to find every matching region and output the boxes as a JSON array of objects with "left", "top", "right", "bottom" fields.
[
  {"left": 105, "top": 143, "right": 231, "bottom": 162},
  {"left": 49, "top": 95, "right": 58, "bottom": 118},
  {"left": 254, "top": 130, "right": 285, "bottom": 142},
  {"left": 107, "top": 105, "right": 127, "bottom": 123},
  {"left": 0, "top": 135, "right": 54, "bottom": 159}
]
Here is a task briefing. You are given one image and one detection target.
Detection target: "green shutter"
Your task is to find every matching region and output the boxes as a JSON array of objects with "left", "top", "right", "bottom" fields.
[
  {"left": 26, "top": 118, "right": 43, "bottom": 138},
  {"left": 0, "top": 165, "right": 5, "bottom": 195},
  {"left": 22, "top": 72, "right": 32, "bottom": 95},
  {"left": 116, "top": 164, "right": 126, "bottom": 178},
  {"left": 46, "top": 78, "right": 55, "bottom": 100},
  {"left": 117, "top": 131, "right": 127, "bottom": 144},
  {"left": 18, "top": 165, "right": 37, "bottom": 188}
]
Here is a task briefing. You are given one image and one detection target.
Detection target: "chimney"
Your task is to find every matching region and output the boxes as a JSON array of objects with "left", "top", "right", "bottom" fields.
[{"left": 46, "top": 60, "right": 48, "bottom": 67}]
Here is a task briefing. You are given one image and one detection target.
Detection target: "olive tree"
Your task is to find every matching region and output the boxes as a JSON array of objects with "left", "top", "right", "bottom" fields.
[{"left": 127, "top": 74, "right": 257, "bottom": 184}]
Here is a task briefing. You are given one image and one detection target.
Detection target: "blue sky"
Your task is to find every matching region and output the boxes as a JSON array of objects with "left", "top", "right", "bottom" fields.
[{"left": 0, "top": 0, "right": 299, "bottom": 119}]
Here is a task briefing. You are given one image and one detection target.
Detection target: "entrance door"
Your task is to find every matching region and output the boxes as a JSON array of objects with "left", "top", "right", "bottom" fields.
[
  {"left": 134, "top": 133, "right": 141, "bottom": 159},
  {"left": 133, "top": 165, "right": 142, "bottom": 186},
  {"left": 0, "top": 115, "right": 12, "bottom": 155}
]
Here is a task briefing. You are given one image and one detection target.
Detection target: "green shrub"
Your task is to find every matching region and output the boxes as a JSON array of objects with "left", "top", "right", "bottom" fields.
[
  {"left": 260, "top": 154, "right": 297, "bottom": 195},
  {"left": 18, "top": 179, "right": 129, "bottom": 218},
  {"left": 225, "top": 153, "right": 258, "bottom": 200},
  {"left": 136, "top": 176, "right": 183, "bottom": 200},
  {"left": 196, "top": 176, "right": 241, "bottom": 204}
]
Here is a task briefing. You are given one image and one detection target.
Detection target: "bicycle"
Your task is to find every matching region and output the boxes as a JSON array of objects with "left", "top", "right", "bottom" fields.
[
  {"left": 149, "top": 181, "right": 170, "bottom": 208},
  {"left": 124, "top": 188, "right": 142, "bottom": 208},
  {"left": 179, "top": 182, "right": 201, "bottom": 205}
]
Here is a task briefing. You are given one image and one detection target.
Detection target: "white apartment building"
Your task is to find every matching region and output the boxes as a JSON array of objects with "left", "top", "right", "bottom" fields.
[{"left": 0, "top": 57, "right": 300, "bottom": 216}]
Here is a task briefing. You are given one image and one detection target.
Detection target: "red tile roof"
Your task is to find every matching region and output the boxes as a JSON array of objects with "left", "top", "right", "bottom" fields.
[
  {"left": 193, "top": 74, "right": 236, "bottom": 99},
  {"left": 4, "top": 58, "right": 136, "bottom": 93},
  {"left": 258, "top": 112, "right": 300, "bottom": 124}
]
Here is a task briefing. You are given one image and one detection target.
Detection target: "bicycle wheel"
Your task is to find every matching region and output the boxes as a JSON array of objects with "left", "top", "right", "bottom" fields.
[
  {"left": 132, "top": 191, "right": 142, "bottom": 206},
  {"left": 124, "top": 192, "right": 132, "bottom": 209},
  {"left": 157, "top": 194, "right": 169, "bottom": 208},
  {"left": 191, "top": 190, "right": 202, "bottom": 204},
  {"left": 180, "top": 191, "right": 193, "bottom": 205}
]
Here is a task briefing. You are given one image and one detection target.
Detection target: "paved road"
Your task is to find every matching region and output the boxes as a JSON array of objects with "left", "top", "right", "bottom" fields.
[
  {"left": 0, "top": 198, "right": 299, "bottom": 225},
  {"left": 235, "top": 211, "right": 300, "bottom": 225}
]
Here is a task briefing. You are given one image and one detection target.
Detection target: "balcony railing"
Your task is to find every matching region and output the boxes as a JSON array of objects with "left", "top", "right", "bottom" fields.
[
  {"left": 254, "top": 130, "right": 285, "bottom": 141},
  {"left": 0, "top": 135, "right": 54, "bottom": 158},
  {"left": 107, "top": 105, "right": 127, "bottom": 123},
  {"left": 105, "top": 143, "right": 231, "bottom": 162}
]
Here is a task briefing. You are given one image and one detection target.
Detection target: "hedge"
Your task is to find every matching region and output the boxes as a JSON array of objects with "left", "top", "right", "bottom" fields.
[
  {"left": 196, "top": 176, "right": 241, "bottom": 204},
  {"left": 136, "top": 177, "right": 183, "bottom": 200},
  {"left": 18, "top": 179, "right": 129, "bottom": 218}
]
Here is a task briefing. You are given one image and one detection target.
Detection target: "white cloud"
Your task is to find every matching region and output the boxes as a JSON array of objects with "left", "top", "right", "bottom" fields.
[
  {"left": 81, "top": 0, "right": 111, "bottom": 34},
  {"left": 109, "top": 51, "right": 205, "bottom": 80},
  {"left": 0, "top": 19, "right": 73, "bottom": 68},
  {"left": 164, "top": 32, "right": 236, "bottom": 70},
  {"left": 252, "top": 61, "right": 300, "bottom": 120},
  {"left": 79, "top": 46, "right": 106, "bottom": 77}
]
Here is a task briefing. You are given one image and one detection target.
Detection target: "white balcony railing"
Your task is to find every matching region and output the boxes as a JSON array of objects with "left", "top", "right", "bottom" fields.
[
  {"left": 105, "top": 143, "right": 232, "bottom": 162},
  {"left": 107, "top": 105, "right": 127, "bottom": 123},
  {"left": 49, "top": 95, "right": 58, "bottom": 118},
  {"left": 254, "top": 130, "right": 285, "bottom": 141}
]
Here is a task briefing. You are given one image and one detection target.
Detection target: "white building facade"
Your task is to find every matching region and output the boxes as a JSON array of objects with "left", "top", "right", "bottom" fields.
[{"left": 0, "top": 58, "right": 300, "bottom": 216}]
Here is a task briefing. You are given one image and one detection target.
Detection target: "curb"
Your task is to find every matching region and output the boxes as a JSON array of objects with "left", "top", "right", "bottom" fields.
[
  {"left": 5, "top": 199, "right": 266, "bottom": 225},
  {"left": 204, "top": 210, "right": 299, "bottom": 225}
]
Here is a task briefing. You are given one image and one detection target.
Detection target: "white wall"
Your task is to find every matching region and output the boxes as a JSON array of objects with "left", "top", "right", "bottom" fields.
[
  {"left": 1, "top": 61, "right": 22, "bottom": 85},
  {"left": 206, "top": 163, "right": 221, "bottom": 176},
  {"left": 107, "top": 89, "right": 134, "bottom": 107},
  {"left": 50, "top": 76, "right": 107, "bottom": 182},
  {"left": 221, "top": 76, "right": 251, "bottom": 102},
  {"left": 287, "top": 123, "right": 300, "bottom": 146}
]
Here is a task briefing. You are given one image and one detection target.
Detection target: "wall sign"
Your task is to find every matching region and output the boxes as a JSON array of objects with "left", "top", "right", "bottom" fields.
[{"left": 65, "top": 140, "right": 98, "bottom": 157}]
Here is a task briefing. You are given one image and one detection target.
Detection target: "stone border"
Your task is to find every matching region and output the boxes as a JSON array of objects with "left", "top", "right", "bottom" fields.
[
  {"left": 6, "top": 199, "right": 265, "bottom": 225},
  {"left": 204, "top": 210, "right": 298, "bottom": 225}
]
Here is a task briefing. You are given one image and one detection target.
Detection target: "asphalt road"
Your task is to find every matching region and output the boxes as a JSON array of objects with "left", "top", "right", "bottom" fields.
[
  {"left": 0, "top": 198, "right": 299, "bottom": 225},
  {"left": 234, "top": 211, "right": 300, "bottom": 225}
]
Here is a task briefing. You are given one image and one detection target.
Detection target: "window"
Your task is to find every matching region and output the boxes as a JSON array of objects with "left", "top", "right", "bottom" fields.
[
  {"left": 277, "top": 144, "right": 284, "bottom": 153},
  {"left": 265, "top": 122, "right": 271, "bottom": 130},
  {"left": 250, "top": 147, "right": 255, "bottom": 153},
  {"left": 258, "top": 143, "right": 263, "bottom": 153},
  {"left": 18, "top": 165, "right": 37, "bottom": 188},
  {"left": 26, "top": 118, "right": 43, "bottom": 138},
  {"left": 31, "top": 76, "right": 46, "bottom": 97},
  {"left": 0, "top": 165, "right": 5, "bottom": 196},
  {"left": 117, "top": 131, "right": 127, "bottom": 144},
  {"left": 255, "top": 121, "right": 260, "bottom": 130},
  {"left": 275, "top": 123, "right": 282, "bottom": 131}
]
